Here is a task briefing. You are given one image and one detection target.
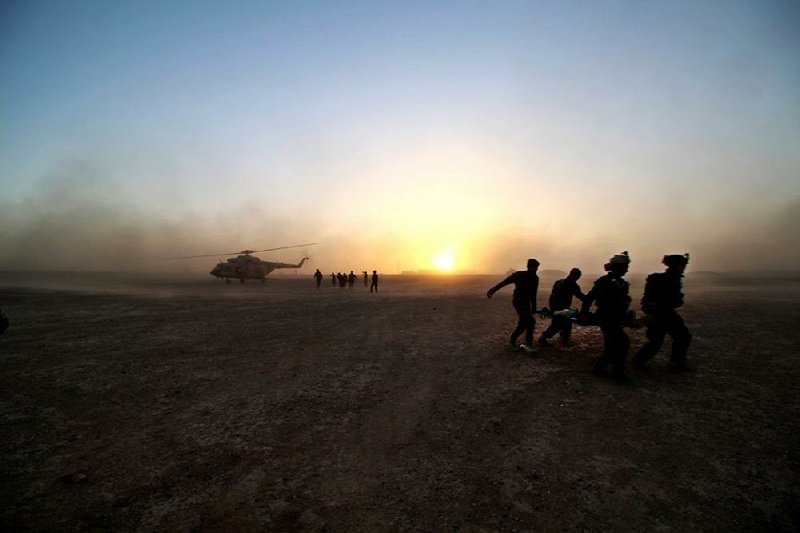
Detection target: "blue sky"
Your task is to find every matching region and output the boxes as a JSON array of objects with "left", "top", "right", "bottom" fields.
[{"left": 1, "top": 1, "right": 798, "bottom": 272}]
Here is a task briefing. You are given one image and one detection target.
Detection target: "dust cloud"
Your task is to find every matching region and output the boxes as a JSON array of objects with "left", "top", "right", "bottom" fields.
[
  {"left": 1, "top": 161, "right": 797, "bottom": 274},
  {"left": 0, "top": 162, "right": 320, "bottom": 273}
]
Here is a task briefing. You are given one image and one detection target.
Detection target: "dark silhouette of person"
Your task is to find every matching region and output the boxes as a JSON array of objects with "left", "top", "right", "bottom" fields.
[
  {"left": 330, "top": 273, "right": 336, "bottom": 286},
  {"left": 487, "top": 258, "right": 540, "bottom": 352},
  {"left": 580, "top": 252, "right": 632, "bottom": 381},
  {"left": 348, "top": 270, "right": 357, "bottom": 288},
  {"left": 337, "top": 272, "right": 346, "bottom": 288},
  {"left": 632, "top": 253, "right": 692, "bottom": 371},
  {"left": 313, "top": 269, "right": 323, "bottom": 289},
  {"left": 538, "top": 267, "right": 586, "bottom": 346},
  {"left": 362, "top": 271, "right": 368, "bottom": 287},
  {"left": 370, "top": 270, "right": 379, "bottom": 292}
]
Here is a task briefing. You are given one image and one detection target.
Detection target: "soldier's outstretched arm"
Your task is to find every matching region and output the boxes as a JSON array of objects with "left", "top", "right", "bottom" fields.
[{"left": 487, "top": 274, "right": 514, "bottom": 298}]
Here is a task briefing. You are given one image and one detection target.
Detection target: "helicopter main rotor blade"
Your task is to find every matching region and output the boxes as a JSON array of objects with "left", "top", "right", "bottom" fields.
[
  {"left": 251, "top": 243, "right": 317, "bottom": 254},
  {"left": 165, "top": 252, "right": 243, "bottom": 259},
  {"left": 164, "top": 242, "right": 317, "bottom": 260}
]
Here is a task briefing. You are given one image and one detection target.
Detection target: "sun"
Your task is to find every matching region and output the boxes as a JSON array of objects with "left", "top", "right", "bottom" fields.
[{"left": 434, "top": 252, "right": 455, "bottom": 272}]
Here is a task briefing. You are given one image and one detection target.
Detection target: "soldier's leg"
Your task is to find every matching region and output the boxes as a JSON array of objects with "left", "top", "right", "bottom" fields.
[
  {"left": 611, "top": 327, "right": 630, "bottom": 378},
  {"left": 510, "top": 305, "right": 529, "bottom": 344},
  {"left": 511, "top": 317, "right": 533, "bottom": 344},
  {"left": 667, "top": 313, "right": 692, "bottom": 366},
  {"left": 594, "top": 324, "right": 615, "bottom": 371},
  {"left": 525, "top": 315, "right": 536, "bottom": 346},
  {"left": 559, "top": 319, "right": 573, "bottom": 344},
  {"left": 541, "top": 318, "right": 561, "bottom": 339},
  {"left": 634, "top": 318, "right": 666, "bottom": 363}
]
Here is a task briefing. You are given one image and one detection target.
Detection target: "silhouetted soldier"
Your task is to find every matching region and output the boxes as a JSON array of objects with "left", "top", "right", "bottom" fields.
[
  {"left": 632, "top": 253, "right": 692, "bottom": 371},
  {"left": 580, "top": 252, "right": 632, "bottom": 381},
  {"left": 337, "top": 272, "right": 346, "bottom": 288},
  {"left": 362, "top": 271, "right": 368, "bottom": 287},
  {"left": 348, "top": 270, "right": 357, "bottom": 288},
  {"left": 330, "top": 273, "right": 336, "bottom": 286},
  {"left": 370, "top": 270, "right": 379, "bottom": 292},
  {"left": 487, "top": 258, "right": 540, "bottom": 353},
  {"left": 313, "top": 269, "right": 323, "bottom": 289},
  {"left": 538, "top": 267, "right": 586, "bottom": 347}
]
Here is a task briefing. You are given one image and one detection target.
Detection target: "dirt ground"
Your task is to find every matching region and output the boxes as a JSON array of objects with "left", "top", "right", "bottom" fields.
[{"left": 1, "top": 271, "right": 798, "bottom": 531}]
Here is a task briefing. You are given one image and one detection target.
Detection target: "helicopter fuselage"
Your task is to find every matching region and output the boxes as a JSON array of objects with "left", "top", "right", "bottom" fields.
[{"left": 210, "top": 255, "right": 308, "bottom": 282}]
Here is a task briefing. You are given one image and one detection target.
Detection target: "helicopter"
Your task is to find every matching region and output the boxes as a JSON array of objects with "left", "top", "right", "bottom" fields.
[{"left": 169, "top": 243, "right": 317, "bottom": 283}]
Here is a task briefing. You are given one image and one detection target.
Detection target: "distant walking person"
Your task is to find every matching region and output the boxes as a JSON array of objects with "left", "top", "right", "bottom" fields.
[
  {"left": 362, "top": 271, "right": 369, "bottom": 287},
  {"left": 538, "top": 268, "right": 586, "bottom": 347},
  {"left": 313, "top": 269, "right": 323, "bottom": 289},
  {"left": 487, "top": 258, "right": 540, "bottom": 353},
  {"left": 348, "top": 270, "right": 357, "bottom": 288},
  {"left": 632, "top": 254, "right": 692, "bottom": 372},
  {"left": 580, "top": 252, "right": 632, "bottom": 381},
  {"left": 370, "top": 270, "right": 379, "bottom": 293},
  {"left": 330, "top": 273, "right": 336, "bottom": 286}
]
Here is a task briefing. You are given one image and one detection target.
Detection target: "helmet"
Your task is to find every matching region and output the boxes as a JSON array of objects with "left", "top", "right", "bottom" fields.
[
  {"left": 609, "top": 251, "right": 630, "bottom": 265},
  {"left": 663, "top": 253, "right": 690, "bottom": 268},
  {"left": 604, "top": 251, "right": 630, "bottom": 271}
]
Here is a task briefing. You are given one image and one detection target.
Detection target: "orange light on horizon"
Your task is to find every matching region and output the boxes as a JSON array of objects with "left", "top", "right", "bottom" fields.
[{"left": 434, "top": 252, "right": 455, "bottom": 272}]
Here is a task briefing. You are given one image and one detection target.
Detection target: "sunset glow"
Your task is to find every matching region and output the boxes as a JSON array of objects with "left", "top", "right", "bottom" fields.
[{"left": 434, "top": 252, "right": 455, "bottom": 272}]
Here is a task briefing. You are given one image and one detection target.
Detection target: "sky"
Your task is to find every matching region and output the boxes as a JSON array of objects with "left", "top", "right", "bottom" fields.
[{"left": 1, "top": 0, "right": 799, "bottom": 274}]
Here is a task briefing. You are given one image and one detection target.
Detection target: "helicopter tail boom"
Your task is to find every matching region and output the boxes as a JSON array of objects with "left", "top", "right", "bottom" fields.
[{"left": 267, "top": 257, "right": 309, "bottom": 270}]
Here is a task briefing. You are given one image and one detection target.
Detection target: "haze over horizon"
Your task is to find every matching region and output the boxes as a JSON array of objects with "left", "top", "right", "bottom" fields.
[{"left": 2, "top": 1, "right": 798, "bottom": 275}]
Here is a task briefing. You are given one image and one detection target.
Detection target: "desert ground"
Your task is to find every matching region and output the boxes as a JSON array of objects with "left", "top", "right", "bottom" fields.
[{"left": 0, "top": 271, "right": 798, "bottom": 531}]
